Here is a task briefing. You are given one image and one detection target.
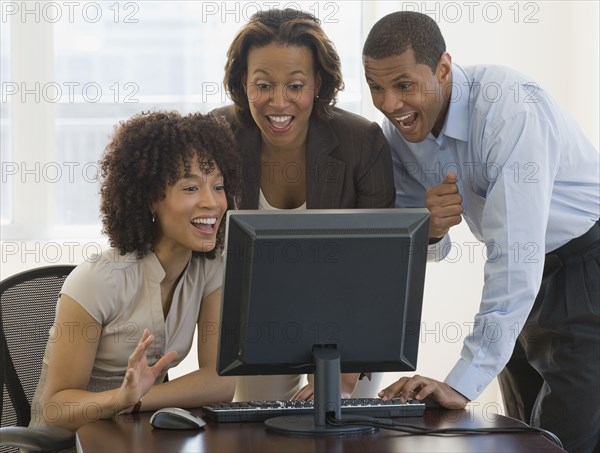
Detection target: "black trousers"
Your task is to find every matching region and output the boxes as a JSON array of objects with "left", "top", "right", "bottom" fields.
[{"left": 498, "top": 222, "right": 600, "bottom": 453}]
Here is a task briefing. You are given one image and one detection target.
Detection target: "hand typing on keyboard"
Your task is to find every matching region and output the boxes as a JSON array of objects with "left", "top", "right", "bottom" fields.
[{"left": 378, "top": 375, "right": 469, "bottom": 409}]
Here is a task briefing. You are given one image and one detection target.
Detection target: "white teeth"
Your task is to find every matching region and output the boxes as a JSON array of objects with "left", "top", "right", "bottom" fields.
[
  {"left": 268, "top": 115, "right": 292, "bottom": 123},
  {"left": 395, "top": 113, "right": 414, "bottom": 122},
  {"left": 191, "top": 218, "right": 216, "bottom": 225}
]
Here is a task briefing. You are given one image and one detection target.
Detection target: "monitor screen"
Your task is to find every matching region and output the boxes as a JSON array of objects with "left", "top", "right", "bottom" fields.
[{"left": 216, "top": 208, "right": 430, "bottom": 434}]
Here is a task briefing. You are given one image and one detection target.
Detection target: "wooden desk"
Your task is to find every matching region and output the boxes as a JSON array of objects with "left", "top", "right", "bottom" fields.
[{"left": 76, "top": 407, "right": 563, "bottom": 452}]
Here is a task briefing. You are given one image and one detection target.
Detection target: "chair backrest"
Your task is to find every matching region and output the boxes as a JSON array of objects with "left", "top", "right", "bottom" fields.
[{"left": 0, "top": 265, "right": 76, "bottom": 431}]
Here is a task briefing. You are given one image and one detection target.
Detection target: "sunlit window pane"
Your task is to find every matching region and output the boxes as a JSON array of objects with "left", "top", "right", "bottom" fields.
[
  {"left": 1, "top": 17, "right": 12, "bottom": 224},
  {"left": 51, "top": 1, "right": 361, "bottom": 226}
]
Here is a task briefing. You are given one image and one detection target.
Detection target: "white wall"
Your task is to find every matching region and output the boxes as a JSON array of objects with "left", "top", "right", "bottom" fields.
[{"left": 2, "top": 1, "right": 598, "bottom": 413}]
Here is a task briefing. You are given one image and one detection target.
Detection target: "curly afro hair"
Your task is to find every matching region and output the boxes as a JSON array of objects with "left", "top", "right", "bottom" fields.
[{"left": 99, "top": 110, "right": 243, "bottom": 259}]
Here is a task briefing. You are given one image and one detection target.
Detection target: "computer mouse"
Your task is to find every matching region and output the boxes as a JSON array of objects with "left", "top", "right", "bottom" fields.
[{"left": 149, "top": 407, "right": 206, "bottom": 430}]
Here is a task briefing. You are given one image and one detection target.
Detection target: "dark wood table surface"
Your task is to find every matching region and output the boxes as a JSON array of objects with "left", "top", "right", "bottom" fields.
[{"left": 76, "top": 406, "right": 564, "bottom": 452}]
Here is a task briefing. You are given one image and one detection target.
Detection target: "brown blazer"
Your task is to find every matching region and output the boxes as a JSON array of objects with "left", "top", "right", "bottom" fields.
[{"left": 211, "top": 105, "right": 395, "bottom": 209}]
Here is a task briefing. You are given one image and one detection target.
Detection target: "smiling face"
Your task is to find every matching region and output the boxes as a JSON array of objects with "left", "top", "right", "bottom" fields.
[
  {"left": 244, "top": 43, "right": 320, "bottom": 150},
  {"left": 152, "top": 159, "right": 227, "bottom": 258},
  {"left": 364, "top": 48, "right": 452, "bottom": 143}
]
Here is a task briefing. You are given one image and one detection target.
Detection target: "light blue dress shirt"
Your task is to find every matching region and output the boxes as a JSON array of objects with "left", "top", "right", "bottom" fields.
[{"left": 383, "top": 63, "right": 600, "bottom": 400}]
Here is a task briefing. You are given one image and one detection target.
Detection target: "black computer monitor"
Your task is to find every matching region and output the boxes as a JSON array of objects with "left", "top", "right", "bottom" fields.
[{"left": 217, "top": 208, "right": 430, "bottom": 434}]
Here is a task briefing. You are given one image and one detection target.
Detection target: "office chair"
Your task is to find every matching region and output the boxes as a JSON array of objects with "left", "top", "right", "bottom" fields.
[{"left": 1, "top": 265, "right": 76, "bottom": 453}]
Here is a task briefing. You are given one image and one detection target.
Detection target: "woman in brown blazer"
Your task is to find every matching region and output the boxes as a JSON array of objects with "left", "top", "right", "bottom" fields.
[{"left": 211, "top": 8, "right": 395, "bottom": 402}]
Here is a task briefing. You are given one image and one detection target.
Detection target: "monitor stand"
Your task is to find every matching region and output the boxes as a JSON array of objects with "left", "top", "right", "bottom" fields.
[{"left": 264, "top": 347, "right": 376, "bottom": 435}]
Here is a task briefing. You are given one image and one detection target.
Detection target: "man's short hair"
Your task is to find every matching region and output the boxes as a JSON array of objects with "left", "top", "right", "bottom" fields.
[{"left": 363, "top": 11, "right": 446, "bottom": 73}]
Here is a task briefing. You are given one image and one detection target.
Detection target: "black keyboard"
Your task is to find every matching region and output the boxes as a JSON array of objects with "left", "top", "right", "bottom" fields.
[{"left": 201, "top": 398, "right": 425, "bottom": 423}]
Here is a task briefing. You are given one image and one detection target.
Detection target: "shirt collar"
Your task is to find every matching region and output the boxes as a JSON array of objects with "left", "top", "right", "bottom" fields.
[
  {"left": 143, "top": 251, "right": 166, "bottom": 282},
  {"left": 442, "top": 63, "right": 470, "bottom": 143}
]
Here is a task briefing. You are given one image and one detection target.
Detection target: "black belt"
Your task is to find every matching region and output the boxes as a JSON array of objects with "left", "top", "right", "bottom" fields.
[{"left": 544, "top": 220, "right": 600, "bottom": 274}]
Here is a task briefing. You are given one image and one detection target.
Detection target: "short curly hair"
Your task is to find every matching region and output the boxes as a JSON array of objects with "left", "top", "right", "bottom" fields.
[
  {"left": 99, "top": 111, "right": 243, "bottom": 259},
  {"left": 363, "top": 11, "right": 446, "bottom": 73},
  {"left": 224, "top": 8, "right": 344, "bottom": 126}
]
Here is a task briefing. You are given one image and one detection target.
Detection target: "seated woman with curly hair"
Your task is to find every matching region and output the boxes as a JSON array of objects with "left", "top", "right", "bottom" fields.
[{"left": 29, "top": 111, "right": 242, "bottom": 431}]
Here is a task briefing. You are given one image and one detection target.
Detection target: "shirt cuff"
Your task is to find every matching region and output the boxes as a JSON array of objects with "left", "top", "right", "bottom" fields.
[
  {"left": 427, "top": 235, "right": 450, "bottom": 262},
  {"left": 444, "top": 357, "right": 497, "bottom": 401}
]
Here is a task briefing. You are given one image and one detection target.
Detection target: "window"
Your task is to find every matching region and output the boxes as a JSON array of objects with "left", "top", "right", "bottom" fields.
[
  {"left": 1, "top": 16, "right": 11, "bottom": 224},
  {"left": 1, "top": 1, "right": 364, "bottom": 239}
]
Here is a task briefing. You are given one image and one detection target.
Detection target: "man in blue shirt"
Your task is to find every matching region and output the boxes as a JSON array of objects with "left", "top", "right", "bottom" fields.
[{"left": 363, "top": 11, "right": 599, "bottom": 452}]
